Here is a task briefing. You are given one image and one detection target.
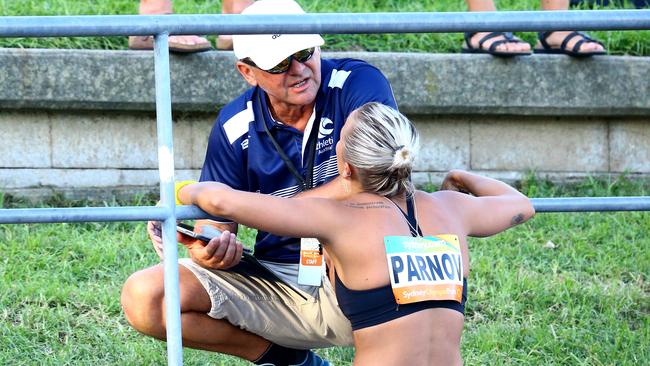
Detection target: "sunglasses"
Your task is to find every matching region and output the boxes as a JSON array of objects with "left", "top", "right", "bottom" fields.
[{"left": 241, "top": 47, "right": 315, "bottom": 74}]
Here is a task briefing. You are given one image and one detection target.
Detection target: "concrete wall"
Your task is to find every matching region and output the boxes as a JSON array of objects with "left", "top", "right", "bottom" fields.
[{"left": 1, "top": 48, "right": 648, "bottom": 200}]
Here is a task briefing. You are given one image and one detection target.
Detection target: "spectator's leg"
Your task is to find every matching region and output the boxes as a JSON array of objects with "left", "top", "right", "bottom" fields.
[
  {"left": 216, "top": 0, "right": 255, "bottom": 50},
  {"left": 139, "top": 0, "right": 173, "bottom": 14},
  {"left": 463, "top": 0, "right": 531, "bottom": 55},
  {"left": 535, "top": 0, "right": 606, "bottom": 54},
  {"left": 129, "top": 0, "right": 212, "bottom": 52}
]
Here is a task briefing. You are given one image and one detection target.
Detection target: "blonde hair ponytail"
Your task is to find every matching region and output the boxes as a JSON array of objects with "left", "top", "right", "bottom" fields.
[{"left": 343, "top": 103, "right": 420, "bottom": 197}]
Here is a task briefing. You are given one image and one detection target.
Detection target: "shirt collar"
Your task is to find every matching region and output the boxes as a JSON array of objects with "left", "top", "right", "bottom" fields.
[{"left": 253, "top": 87, "right": 278, "bottom": 133}]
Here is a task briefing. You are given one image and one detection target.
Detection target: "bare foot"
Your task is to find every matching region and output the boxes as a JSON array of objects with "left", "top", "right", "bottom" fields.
[
  {"left": 216, "top": 35, "right": 233, "bottom": 50},
  {"left": 128, "top": 34, "right": 211, "bottom": 52},
  {"left": 169, "top": 35, "right": 210, "bottom": 47},
  {"left": 135, "top": 0, "right": 211, "bottom": 52}
]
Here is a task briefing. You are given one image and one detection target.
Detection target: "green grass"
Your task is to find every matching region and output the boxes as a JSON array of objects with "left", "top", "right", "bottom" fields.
[
  {"left": 1, "top": 0, "right": 649, "bottom": 55},
  {"left": 0, "top": 175, "right": 648, "bottom": 365}
]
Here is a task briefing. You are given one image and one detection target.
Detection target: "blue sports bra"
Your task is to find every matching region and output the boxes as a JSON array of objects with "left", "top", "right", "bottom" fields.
[{"left": 335, "top": 195, "right": 468, "bottom": 331}]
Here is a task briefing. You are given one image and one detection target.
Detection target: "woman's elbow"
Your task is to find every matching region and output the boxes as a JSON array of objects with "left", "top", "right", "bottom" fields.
[
  {"left": 521, "top": 198, "right": 536, "bottom": 222},
  {"left": 528, "top": 201, "right": 536, "bottom": 218},
  {"left": 508, "top": 196, "right": 535, "bottom": 227}
]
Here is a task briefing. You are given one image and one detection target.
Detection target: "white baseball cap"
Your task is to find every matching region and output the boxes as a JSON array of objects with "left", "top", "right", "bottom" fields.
[{"left": 233, "top": 0, "right": 325, "bottom": 71}]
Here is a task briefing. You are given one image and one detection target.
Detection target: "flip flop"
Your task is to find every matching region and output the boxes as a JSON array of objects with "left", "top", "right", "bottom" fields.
[
  {"left": 534, "top": 31, "right": 607, "bottom": 57},
  {"left": 128, "top": 35, "right": 213, "bottom": 53},
  {"left": 462, "top": 32, "right": 532, "bottom": 57}
]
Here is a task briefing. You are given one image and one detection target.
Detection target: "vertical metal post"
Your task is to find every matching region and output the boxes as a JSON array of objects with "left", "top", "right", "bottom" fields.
[{"left": 153, "top": 32, "right": 183, "bottom": 366}]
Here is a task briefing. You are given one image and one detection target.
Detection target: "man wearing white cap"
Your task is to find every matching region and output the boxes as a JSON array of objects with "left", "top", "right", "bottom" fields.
[{"left": 121, "top": 0, "right": 397, "bottom": 365}]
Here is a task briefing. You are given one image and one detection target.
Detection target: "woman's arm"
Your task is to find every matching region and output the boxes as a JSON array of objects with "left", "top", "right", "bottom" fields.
[
  {"left": 440, "top": 169, "right": 535, "bottom": 237},
  {"left": 177, "top": 181, "right": 343, "bottom": 241}
]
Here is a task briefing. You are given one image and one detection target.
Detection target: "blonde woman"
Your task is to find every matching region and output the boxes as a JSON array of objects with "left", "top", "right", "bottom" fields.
[{"left": 177, "top": 102, "right": 535, "bottom": 365}]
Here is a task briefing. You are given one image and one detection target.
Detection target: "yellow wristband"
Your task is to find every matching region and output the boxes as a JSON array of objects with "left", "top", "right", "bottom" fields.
[{"left": 174, "top": 180, "right": 197, "bottom": 205}]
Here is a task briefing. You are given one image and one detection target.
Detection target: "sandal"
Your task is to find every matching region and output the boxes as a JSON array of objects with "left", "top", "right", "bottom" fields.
[
  {"left": 462, "top": 32, "right": 531, "bottom": 57},
  {"left": 534, "top": 31, "right": 606, "bottom": 57},
  {"left": 128, "top": 35, "right": 212, "bottom": 53}
]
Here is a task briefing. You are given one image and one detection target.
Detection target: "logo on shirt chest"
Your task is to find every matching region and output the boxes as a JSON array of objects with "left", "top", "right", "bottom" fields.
[
  {"left": 316, "top": 118, "right": 335, "bottom": 154},
  {"left": 316, "top": 136, "right": 334, "bottom": 153},
  {"left": 318, "top": 118, "right": 334, "bottom": 139}
]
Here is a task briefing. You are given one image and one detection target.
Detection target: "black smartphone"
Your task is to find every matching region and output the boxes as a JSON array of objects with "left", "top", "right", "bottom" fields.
[
  {"left": 176, "top": 222, "right": 219, "bottom": 243},
  {"left": 176, "top": 222, "right": 254, "bottom": 257}
]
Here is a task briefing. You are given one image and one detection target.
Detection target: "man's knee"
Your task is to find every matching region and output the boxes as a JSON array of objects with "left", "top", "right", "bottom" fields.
[{"left": 121, "top": 265, "right": 165, "bottom": 334}]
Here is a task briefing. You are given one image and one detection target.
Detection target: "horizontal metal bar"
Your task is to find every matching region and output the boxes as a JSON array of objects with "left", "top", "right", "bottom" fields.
[
  {"left": 1, "top": 10, "right": 649, "bottom": 38},
  {"left": 0, "top": 206, "right": 172, "bottom": 224},
  {"left": 1, "top": 197, "right": 647, "bottom": 224},
  {"left": 0, "top": 205, "right": 214, "bottom": 224},
  {"left": 175, "top": 205, "right": 215, "bottom": 220},
  {"left": 531, "top": 196, "right": 650, "bottom": 212}
]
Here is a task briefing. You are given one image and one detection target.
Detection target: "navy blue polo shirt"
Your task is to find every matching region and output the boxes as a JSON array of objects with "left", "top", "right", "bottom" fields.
[{"left": 200, "top": 58, "right": 397, "bottom": 263}]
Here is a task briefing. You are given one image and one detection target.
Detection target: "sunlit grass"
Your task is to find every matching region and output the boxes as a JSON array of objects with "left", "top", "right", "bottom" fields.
[{"left": 1, "top": 175, "right": 648, "bottom": 364}]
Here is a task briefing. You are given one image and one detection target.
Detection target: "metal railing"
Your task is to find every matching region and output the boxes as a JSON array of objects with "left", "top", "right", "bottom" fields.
[
  {"left": 1, "top": 9, "right": 649, "bottom": 366},
  {"left": 2, "top": 10, "right": 650, "bottom": 36}
]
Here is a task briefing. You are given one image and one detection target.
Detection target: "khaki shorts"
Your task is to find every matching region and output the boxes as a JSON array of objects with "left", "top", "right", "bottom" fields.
[{"left": 179, "top": 256, "right": 353, "bottom": 349}]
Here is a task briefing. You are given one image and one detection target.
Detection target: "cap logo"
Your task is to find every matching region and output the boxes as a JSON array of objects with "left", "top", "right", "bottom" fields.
[{"left": 271, "top": 34, "right": 282, "bottom": 39}]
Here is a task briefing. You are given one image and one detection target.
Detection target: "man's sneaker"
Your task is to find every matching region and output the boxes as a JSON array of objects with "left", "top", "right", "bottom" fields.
[{"left": 292, "top": 350, "right": 332, "bottom": 366}]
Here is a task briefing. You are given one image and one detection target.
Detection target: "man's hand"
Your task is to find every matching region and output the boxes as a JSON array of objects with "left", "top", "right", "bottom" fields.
[
  {"left": 147, "top": 220, "right": 165, "bottom": 261},
  {"left": 147, "top": 219, "right": 242, "bottom": 268},
  {"left": 179, "top": 229, "right": 244, "bottom": 270}
]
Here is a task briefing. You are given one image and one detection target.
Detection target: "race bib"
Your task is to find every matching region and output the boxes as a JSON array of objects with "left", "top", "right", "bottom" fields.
[{"left": 384, "top": 235, "right": 464, "bottom": 304}]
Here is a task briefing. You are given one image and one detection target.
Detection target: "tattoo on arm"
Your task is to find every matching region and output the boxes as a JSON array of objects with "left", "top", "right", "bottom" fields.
[
  {"left": 345, "top": 202, "right": 392, "bottom": 209},
  {"left": 511, "top": 213, "right": 525, "bottom": 225}
]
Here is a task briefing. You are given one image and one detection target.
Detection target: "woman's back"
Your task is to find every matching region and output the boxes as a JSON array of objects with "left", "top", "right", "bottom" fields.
[
  {"left": 327, "top": 190, "right": 467, "bottom": 366},
  {"left": 328, "top": 190, "right": 465, "bottom": 290}
]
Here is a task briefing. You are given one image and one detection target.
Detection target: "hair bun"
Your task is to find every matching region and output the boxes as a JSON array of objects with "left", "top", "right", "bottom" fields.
[
  {"left": 343, "top": 102, "right": 419, "bottom": 197},
  {"left": 392, "top": 146, "right": 412, "bottom": 168}
]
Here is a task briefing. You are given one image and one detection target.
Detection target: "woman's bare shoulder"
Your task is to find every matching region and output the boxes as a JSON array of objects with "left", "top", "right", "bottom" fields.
[
  {"left": 415, "top": 189, "right": 459, "bottom": 201},
  {"left": 415, "top": 189, "right": 469, "bottom": 212}
]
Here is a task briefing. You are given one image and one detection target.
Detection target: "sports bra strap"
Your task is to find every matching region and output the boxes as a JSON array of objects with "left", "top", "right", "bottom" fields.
[
  {"left": 389, "top": 194, "right": 423, "bottom": 237},
  {"left": 405, "top": 195, "right": 423, "bottom": 236}
]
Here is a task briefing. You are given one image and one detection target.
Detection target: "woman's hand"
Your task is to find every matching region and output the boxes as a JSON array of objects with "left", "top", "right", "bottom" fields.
[{"left": 440, "top": 169, "right": 470, "bottom": 194}]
